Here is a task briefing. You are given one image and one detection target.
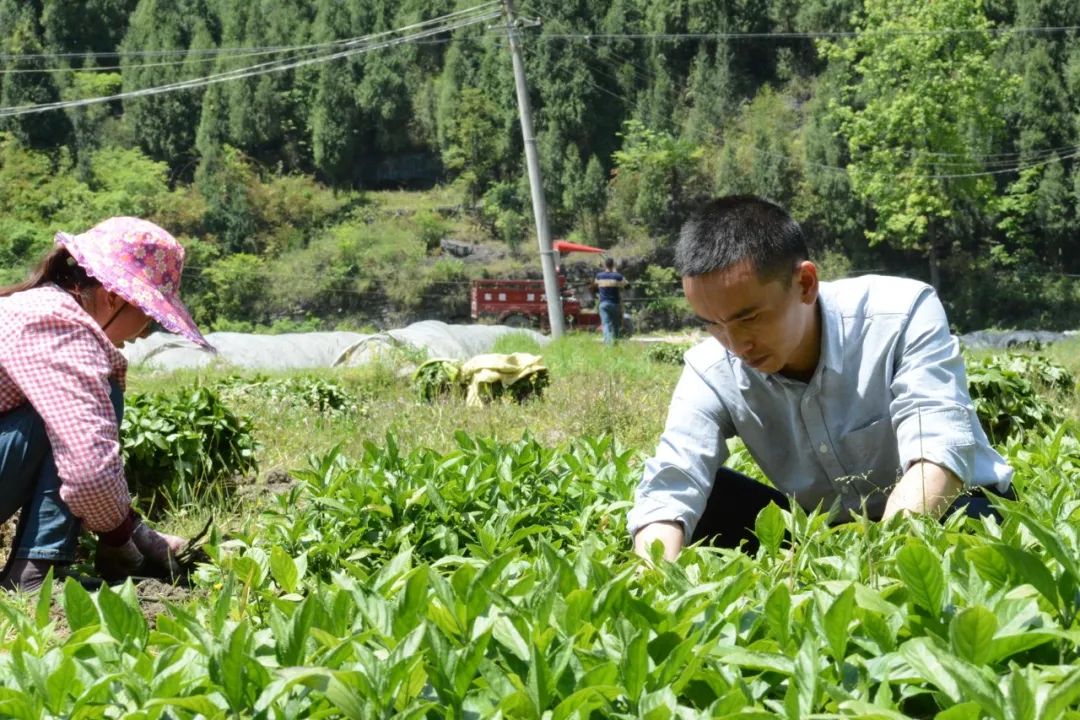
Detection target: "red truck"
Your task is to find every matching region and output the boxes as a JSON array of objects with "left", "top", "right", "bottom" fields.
[{"left": 470, "top": 240, "right": 604, "bottom": 331}]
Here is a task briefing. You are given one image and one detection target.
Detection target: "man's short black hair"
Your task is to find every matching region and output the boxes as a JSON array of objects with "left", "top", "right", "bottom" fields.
[
  {"left": 604, "top": 256, "right": 615, "bottom": 270},
  {"left": 674, "top": 195, "right": 808, "bottom": 282}
]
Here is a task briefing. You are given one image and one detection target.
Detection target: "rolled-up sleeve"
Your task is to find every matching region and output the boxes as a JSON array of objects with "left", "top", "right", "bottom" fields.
[
  {"left": 627, "top": 362, "right": 734, "bottom": 537},
  {"left": 0, "top": 318, "right": 132, "bottom": 532},
  {"left": 889, "top": 287, "right": 1002, "bottom": 487}
]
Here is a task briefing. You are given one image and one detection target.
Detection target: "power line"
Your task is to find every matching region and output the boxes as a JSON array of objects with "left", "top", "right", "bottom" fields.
[
  {"left": 0, "top": 45, "right": 308, "bottom": 75},
  {"left": 0, "top": 7, "right": 501, "bottom": 119},
  {"left": 533, "top": 25, "right": 1080, "bottom": 41},
  {"left": 714, "top": 133, "right": 1080, "bottom": 180},
  {"left": 1, "top": 17, "right": 1072, "bottom": 65},
  {"left": 0, "top": 36, "right": 470, "bottom": 75},
  {"left": 0, "top": 2, "right": 501, "bottom": 62}
]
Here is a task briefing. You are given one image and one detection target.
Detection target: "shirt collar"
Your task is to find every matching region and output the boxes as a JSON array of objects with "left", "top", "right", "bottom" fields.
[{"left": 817, "top": 281, "right": 844, "bottom": 376}]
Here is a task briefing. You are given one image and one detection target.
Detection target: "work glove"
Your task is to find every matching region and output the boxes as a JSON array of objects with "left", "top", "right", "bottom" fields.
[
  {"left": 95, "top": 539, "right": 145, "bottom": 582},
  {"left": 132, "top": 522, "right": 185, "bottom": 578}
]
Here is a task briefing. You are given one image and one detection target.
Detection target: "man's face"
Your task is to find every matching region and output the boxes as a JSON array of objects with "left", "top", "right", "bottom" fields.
[{"left": 683, "top": 259, "right": 818, "bottom": 375}]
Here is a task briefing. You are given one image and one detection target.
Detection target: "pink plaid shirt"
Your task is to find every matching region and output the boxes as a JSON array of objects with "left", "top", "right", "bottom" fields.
[{"left": 0, "top": 285, "right": 131, "bottom": 533}]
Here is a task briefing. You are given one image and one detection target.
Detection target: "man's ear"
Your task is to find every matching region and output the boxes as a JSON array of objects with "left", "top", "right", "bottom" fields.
[{"left": 796, "top": 261, "right": 819, "bottom": 304}]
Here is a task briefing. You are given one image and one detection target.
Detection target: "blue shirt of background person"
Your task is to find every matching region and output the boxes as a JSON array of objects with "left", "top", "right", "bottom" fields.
[
  {"left": 595, "top": 263, "right": 625, "bottom": 304},
  {"left": 595, "top": 257, "right": 627, "bottom": 344}
]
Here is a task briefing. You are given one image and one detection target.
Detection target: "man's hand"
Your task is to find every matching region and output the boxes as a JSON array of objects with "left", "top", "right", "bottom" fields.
[
  {"left": 882, "top": 460, "right": 964, "bottom": 521},
  {"left": 132, "top": 523, "right": 185, "bottom": 577},
  {"left": 633, "top": 521, "right": 684, "bottom": 562},
  {"left": 95, "top": 539, "right": 145, "bottom": 582}
]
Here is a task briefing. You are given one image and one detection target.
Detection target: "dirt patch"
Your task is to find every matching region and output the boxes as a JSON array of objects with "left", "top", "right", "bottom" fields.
[
  {"left": 236, "top": 466, "right": 297, "bottom": 499},
  {"left": 136, "top": 578, "right": 192, "bottom": 620}
]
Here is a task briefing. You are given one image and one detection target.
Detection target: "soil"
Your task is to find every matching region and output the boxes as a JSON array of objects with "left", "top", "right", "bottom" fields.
[
  {"left": 43, "top": 576, "right": 194, "bottom": 640},
  {"left": 135, "top": 578, "right": 192, "bottom": 620},
  {"left": 235, "top": 466, "right": 296, "bottom": 499}
]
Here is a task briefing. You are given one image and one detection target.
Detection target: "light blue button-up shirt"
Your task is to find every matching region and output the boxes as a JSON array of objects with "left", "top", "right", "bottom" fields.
[{"left": 627, "top": 275, "right": 1013, "bottom": 537}]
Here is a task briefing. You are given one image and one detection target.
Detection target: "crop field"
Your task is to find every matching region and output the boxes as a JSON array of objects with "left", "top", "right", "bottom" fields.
[{"left": 0, "top": 335, "right": 1078, "bottom": 718}]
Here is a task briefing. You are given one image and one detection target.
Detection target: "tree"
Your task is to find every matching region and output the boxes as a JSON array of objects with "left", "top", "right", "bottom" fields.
[
  {"left": 681, "top": 44, "right": 735, "bottom": 143},
  {"left": 563, "top": 148, "right": 609, "bottom": 241},
  {"left": 0, "top": 8, "right": 72, "bottom": 149},
  {"left": 309, "top": 0, "right": 361, "bottom": 184},
  {"left": 610, "top": 119, "right": 704, "bottom": 239},
  {"left": 794, "top": 75, "right": 869, "bottom": 258},
  {"left": 121, "top": 0, "right": 210, "bottom": 168},
  {"left": 713, "top": 85, "right": 800, "bottom": 209},
  {"left": 823, "top": 0, "right": 1013, "bottom": 288},
  {"left": 62, "top": 64, "right": 123, "bottom": 175},
  {"left": 441, "top": 87, "right": 502, "bottom": 208},
  {"left": 195, "top": 144, "right": 258, "bottom": 254},
  {"left": 41, "top": 0, "right": 136, "bottom": 57}
]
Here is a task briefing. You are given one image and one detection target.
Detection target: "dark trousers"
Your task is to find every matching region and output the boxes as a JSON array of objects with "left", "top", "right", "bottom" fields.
[{"left": 691, "top": 466, "right": 1017, "bottom": 553}]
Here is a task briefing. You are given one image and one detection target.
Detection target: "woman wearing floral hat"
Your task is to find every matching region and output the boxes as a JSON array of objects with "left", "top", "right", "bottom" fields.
[{"left": 0, "top": 217, "right": 212, "bottom": 591}]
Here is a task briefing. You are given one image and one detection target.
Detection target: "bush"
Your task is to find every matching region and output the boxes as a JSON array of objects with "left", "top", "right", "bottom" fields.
[
  {"left": 121, "top": 386, "right": 258, "bottom": 515},
  {"left": 414, "top": 210, "right": 451, "bottom": 252}
]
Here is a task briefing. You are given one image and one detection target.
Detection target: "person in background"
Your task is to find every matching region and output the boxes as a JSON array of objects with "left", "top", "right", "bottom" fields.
[
  {"left": 595, "top": 256, "right": 627, "bottom": 344},
  {"left": 0, "top": 217, "right": 213, "bottom": 591},
  {"left": 628, "top": 195, "right": 1014, "bottom": 560}
]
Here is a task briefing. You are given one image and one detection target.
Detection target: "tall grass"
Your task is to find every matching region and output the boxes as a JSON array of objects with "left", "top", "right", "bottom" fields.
[{"left": 127, "top": 334, "right": 685, "bottom": 473}]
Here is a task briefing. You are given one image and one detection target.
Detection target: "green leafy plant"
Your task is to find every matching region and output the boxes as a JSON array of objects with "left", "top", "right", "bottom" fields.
[
  {"left": 217, "top": 374, "right": 363, "bottom": 418},
  {"left": 0, "top": 416, "right": 1078, "bottom": 717},
  {"left": 645, "top": 341, "right": 692, "bottom": 365},
  {"left": 121, "top": 386, "right": 258, "bottom": 514},
  {"left": 412, "top": 359, "right": 462, "bottom": 402},
  {"left": 967, "top": 353, "right": 1073, "bottom": 442}
]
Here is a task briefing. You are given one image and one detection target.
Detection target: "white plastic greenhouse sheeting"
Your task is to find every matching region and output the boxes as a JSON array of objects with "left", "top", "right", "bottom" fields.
[{"left": 122, "top": 321, "right": 548, "bottom": 371}]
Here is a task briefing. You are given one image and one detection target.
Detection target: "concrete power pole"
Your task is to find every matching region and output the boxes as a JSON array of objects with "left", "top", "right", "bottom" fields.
[{"left": 502, "top": 0, "right": 565, "bottom": 338}]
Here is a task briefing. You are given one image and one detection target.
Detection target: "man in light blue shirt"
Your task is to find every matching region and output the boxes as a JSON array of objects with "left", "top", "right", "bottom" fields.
[{"left": 629, "top": 196, "right": 1013, "bottom": 560}]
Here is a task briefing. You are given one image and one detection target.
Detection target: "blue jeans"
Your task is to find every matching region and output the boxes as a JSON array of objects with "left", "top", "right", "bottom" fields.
[
  {"left": 599, "top": 301, "right": 622, "bottom": 344},
  {"left": 0, "top": 382, "right": 124, "bottom": 562}
]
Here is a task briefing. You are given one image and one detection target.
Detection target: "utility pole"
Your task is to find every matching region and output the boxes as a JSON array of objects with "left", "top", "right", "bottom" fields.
[{"left": 502, "top": 0, "right": 564, "bottom": 338}]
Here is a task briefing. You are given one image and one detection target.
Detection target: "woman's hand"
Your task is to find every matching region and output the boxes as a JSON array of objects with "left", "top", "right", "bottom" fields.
[{"left": 132, "top": 523, "right": 186, "bottom": 577}]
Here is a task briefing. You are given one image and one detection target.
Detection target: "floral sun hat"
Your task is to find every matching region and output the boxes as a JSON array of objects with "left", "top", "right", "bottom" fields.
[{"left": 55, "top": 217, "right": 212, "bottom": 349}]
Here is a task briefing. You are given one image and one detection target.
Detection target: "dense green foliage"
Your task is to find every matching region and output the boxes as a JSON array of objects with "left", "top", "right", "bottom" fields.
[
  {"left": 2, "top": 0, "right": 1080, "bottom": 330},
  {"left": 1, "top": 424, "right": 1079, "bottom": 716},
  {"left": 967, "top": 353, "right": 1075, "bottom": 443},
  {"left": 0, "top": 338, "right": 1076, "bottom": 715},
  {"left": 121, "top": 385, "right": 258, "bottom": 513}
]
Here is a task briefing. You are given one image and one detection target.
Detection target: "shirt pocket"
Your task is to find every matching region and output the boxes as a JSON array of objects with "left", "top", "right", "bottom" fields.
[{"left": 837, "top": 417, "right": 900, "bottom": 494}]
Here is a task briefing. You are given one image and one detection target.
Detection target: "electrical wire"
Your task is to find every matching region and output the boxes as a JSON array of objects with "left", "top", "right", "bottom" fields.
[
  {"left": 0, "top": 2, "right": 501, "bottom": 62},
  {"left": 2, "top": 14, "right": 1072, "bottom": 65},
  {"left": 532, "top": 25, "right": 1080, "bottom": 41},
  {"left": 0, "top": 7, "right": 501, "bottom": 119}
]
